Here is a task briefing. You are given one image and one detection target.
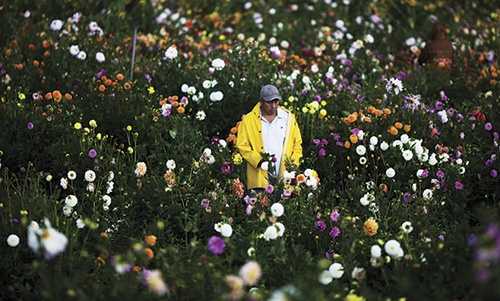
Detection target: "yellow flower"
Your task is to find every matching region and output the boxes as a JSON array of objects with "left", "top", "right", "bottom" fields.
[
  {"left": 126, "top": 125, "right": 132, "bottom": 132},
  {"left": 345, "top": 293, "right": 366, "bottom": 301},
  {"left": 18, "top": 93, "right": 26, "bottom": 100},
  {"left": 148, "top": 86, "right": 155, "bottom": 94},
  {"left": 232, "top": 153, "right": 243, "bottom": 165},
  {"left": 89, "top": 119, "right": 97, "bottom": 128},
  {"left": 127, "top": 147, "right": 134, "bottom": 154},
  {"left": 74, "top": 122, "right": 82, "bottom": 130},
  {"left": 364, "top": 218, "right": 378, "bottom": 236}
]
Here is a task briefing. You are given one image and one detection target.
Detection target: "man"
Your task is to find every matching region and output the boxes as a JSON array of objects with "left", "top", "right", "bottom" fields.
[{"left": 236, "top": 84, "right": 303, "bottom": 192}]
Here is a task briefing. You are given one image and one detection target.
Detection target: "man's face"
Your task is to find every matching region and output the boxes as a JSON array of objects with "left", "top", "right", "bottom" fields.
[{"left": 260, "top": 99, "right": 279, "bottom": 116}]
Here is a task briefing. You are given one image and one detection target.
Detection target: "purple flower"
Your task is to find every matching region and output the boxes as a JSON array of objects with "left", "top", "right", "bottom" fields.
[
  {"left": 435, "top": 101, "right": 443, "bottom": 110},
  {"left": 221, "top": 161, "right": 234, "bottom": 175},
  {"left": 485, "top": 122, "right": 493, "bottom": 131},
  {"left": 330, "top": 210, "right": 340, "bottom": 222},
  {"left": 207, "top": 236, "right": 225, "bottom": 255},
  {"left": 491, "top": 169, "right": 498, "bottom": 178},
  {"left": 454, "top": 181, "right": 463, "bottom": 190},
  {"left": 486, "top": 159, "right": 493, "bottom": 167},
  {"left": 315, "top": 220, "right": 326, "bottom": 231},
  {"left": 438, "top": 235, "right": 445, "bottom": 241},
  {"left": 265, "top": 185, "right": 274, "bottom": 194},
  {"left": 325, "top": 249, "right": 335, "bottom": 259},
  {"left": 27, "top": 122, "right": 34, "bottom": 130},
  {"left": 493, "top": 132, "right": 500, "bottom": 140},
  {"left": 283, "top": 188, "right": 291, "bottom": 197},
  {"left": 329, "top": 226, "right": 340, "bottom": 238},
  {"left": 200, "top": 199, "right": 209, "bottom": 208},
  {"left": 88, "top": 149, "right": 97, "bottom": 159},
  {"left": 331, "top": 133, "right": 340, "bottom": 140},
  {"left": 318, "top": 149, "right": 326, "bottom": 157},
  {"left": 436, "top": 170, "right": 445, "bottom": 179},
  {"left": 403, "top": 192, "right": 411, "bottom": 203}
]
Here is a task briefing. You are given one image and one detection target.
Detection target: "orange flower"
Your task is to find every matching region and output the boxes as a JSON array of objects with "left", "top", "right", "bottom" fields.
[
  {"left": 104, "top": 79, "right": 112, "bottom": 86},
  {"left": 394, "top": 122, "right": 403, "bottom": 129},
  {"left": 124, "top": 82, "right": 131, "bottom": 90},
  {"left": 64, "top": 93, "right": 73, "bottom": 100},
  {"left": 383, "top": 108, "right": 391, "bottom": 115},
  {"left": 177, "top": 106, "right": 185, "bottom": 114},
  {"left": 230, "top": 127, "right": 238, "bottom": 134},
  {"left": 101, "top": 75, "right": 107, "bottom": 81},
  {"left": 373, "top": 109, "right": 383, "bottom": 117},
  {"left": 171, "top": 101, "right": 179, "bottom": 107},
  {"left": 45, "top": 92, "right": 53, "bottom": 100},
  {"left": 42, "top": 40, "right": 51, "bottom": 48},
  {"left": 379, "top": 183, "right": 387, "bottom": 193},
  {"left": 364, "top": 218, "right": 379, "bottom": 236},
  {"left": 100, "top": 232, "right": 109, "bottom": 239},
  {"left": 144, "top": 235, "right": 157, "bottom": 247},
  {"left": 53, "top": 90, "right": 62, "bottom": 102},
  {"left": 29, "top": 44, "right": 37, "bottom": 51},
  {"left": 388, "top": 126, "right": 398, "bottom": 136},
  {"left": 44, "top": 51, "right": 50, "bottom": 58},
  {"left": 363, "top": 117, "right": 372, "bottom": 123},
  {"left": 349, "top": 133, "right": 358, "bottom": 144},
  {"left": 403, "top": 125, "right": 411, "bottom": 132},
  {"left": 33, "top": 60, "right": 39, "bottom": 67},
  {"left": 116, "top": 73, "right": 124, "bottom": 81},
  {"left": 132, "top": 266, "right": 141, "bottom": 273},
  {"left": 99, "top": 85, "right": 106, "bottom": 92},
  {"left": 144, "top": 248, "right": 154, "bottom": 259},
  {"left": 344, "top": 141, "right": 351, "bottom": 149},
  {"left": 296, "top": 174, "right": 306, "bottom": 183},
  {"left": 16, "top": 64, "right": 23, "bottom": 70}
]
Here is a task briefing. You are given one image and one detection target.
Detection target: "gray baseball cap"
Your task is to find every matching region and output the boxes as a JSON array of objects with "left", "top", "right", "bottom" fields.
[{"left": 260, "top": 84, "right": 281, "bottom": 101}]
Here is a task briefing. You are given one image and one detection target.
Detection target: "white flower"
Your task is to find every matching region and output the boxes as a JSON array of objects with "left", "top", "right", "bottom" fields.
[
  {"left": 384, "top": 239, "right": 402, "bottom": 257},
  {"left": 62, "top": 205, "right": 73, "bottom": 217},
  {"left": 380, "top": 141, "right": 389, "bottom": 151},
  {"left": 220, "top": 223, "right": 233, "bottom": 237},
  {"left": 84, "top": 170, "right": 96, "bottom": 182},
  {"left": 261, "top": 161, "right": 269, "bottom": 171},
  {"left": 209, "top": 91, "right": 224, "bottom": 102},
  {"left": 76, "top": 218, "right": 85, "bottom": 229},
  {"left": 239, "top": 261, "right": 262, "bottom": 286},
  {"left": 214, "top": 222, "right": 223, "bottom": 232},
  {"left": 76, "top": 50, "right": 87, "bottom": 60},
  {"left": 28, "top": 218, "right": 68, "bottom": 259},
  {"left": 422, "top": 189, "right": 433, "bottom": 200},
  {"left": 392, "top": 140, "right": 403, "bottom": 149},
  {"left": 274, "top": 222, "right": 285, "bottom": 237},
  {"left": 211, "top": 58, "right": 225, "bottom": 70},
  {"left": 102, "top": 195, "right": 112, "bottom": 206},
  {"left": 166, "top": 159, "right": 176, "bottom": 170},
  {"left": 195, "top": 111, "right": 206, "bottom": 121},
  {"left": 86, "top": 183, "right": 95, "bottom": 192},
  {"left": 65, "top": 195, "right": 78, "bottom": 207},
  {"left": 263, "top": 225, "right": 278, "bottom": 241},
  {"left": 50, "top": 19, "right": 63, "bottom": 31},
  {"left": 328, "top": 262, "right": 344, "bottom": 278},
  {"left": 400, "top": 134, "right": 410, "bottom": 144},
  {"left": 359, "top": 157, "right": 367, "bottom": 165},
  {"left": 203, "top": 148, "right": 212, "bottom": 157},
  {"left": 402, "top": 149, "right": 413, "bottom": 161},
  {"left": 164, "top": 46, "right": 178, "bottom": 59},
  {"left": 95, "top": 52, "right": 105, "bottom": 63},
  {"left": 386, "top": 77, "right": 403, "bottom": 95},
  {"left": 370, "top": 136, "right": 378, "bottom": 145},
  {"left": 69, "top": 45, "right": 80, "bottom": 56},
  {"left": 371, "top": 245, "right": 382, "bottom": 257},
  {"left": 355, "top": 145, "right": 366, "bottom": 156},
  {"left": 271, "top": 203, "right": 284, "bottom": 217},
  {"left": 7, "top": 234, "right": 20, "bottom": 247},
  {"left": 385, "top": 168, "right": 396, "bottom": 178},
  {"left": 67, "top": 170, "right": 77, "bottom": 180},
  {"left": 360, "top": 196, "right": 370, "bottom": 206},
  {"left": 401, "top": 221, "right": 413, "bottom": 233},
  {"left": 60, "top": 177, "right": 68, "bottom": 189},
  {"left": 318, "top": 270, "right": 333, "bottom": 285},
  {"left": 428, "top": 153, "right": 438, "bottom": 165},
  {"left": 247, "top": 247, "right": 255, "bottom": 257}
]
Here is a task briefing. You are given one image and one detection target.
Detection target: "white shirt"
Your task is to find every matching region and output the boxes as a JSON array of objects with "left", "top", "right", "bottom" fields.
[{"left": 261, "top": 107, "right": 288, "bottom": 177}]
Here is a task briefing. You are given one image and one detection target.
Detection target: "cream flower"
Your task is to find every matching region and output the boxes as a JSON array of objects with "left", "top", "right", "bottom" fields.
[
  {"left": 318, "top": 270, "right": 333, "bottom": 285},
  {"left": 84, "top": 170, "right": 96, "bottom": 182},
  {"left": 270, "top": 203, "right": 284, "bottom": 217},
  {"left": 65, "top": 195, "right": 78, "bottom": 207},
  {"left": 239, "top": 261, "right": 262, "bottom": 286},
  {"left": 220, "top": 223, "right": 233, "bottom": 238},
  {"left": 135, "top": 162, "right": 147, "bottom": 177},
  {"left": 328, "top": 262, "right": 344, "bottom": 279},
  {"left": 7, "top": 234, "right": 20, "bottom": 247}
]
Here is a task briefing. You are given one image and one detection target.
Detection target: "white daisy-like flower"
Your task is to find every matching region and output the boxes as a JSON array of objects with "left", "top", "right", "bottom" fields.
[
  {"left": 195, "top": 110, "right": 206, "bottom": 121},
  {"left": 422, "top": 189, "right": 433, "bottom": 200},
  {"left": 318, "top": 270, "right": 333, "bottom": 285},
  {"left": 386, "top": 77, "right": 403, "bottom": 95},
  {"left": 270, "top": 203, "right": 284, "bottom": 217},
  {"left": 76, "top": 218, "right": 85, "bottom": 229},
  {"left": 95, "top": 52, "right": 105, "bottom": 63},
  {"left": 166, "top": 159, "right": 176, "bottom": 170},
  {"left": 360, "top": 195, "right": 370, "bottom": 206},
  {"left": 402, "top": 149, "right": 413, "bottom": 161},
  {"left": 62, "top": 205, "right": 73, "bottom": 217},
  {"left": 260, "top": 161, "right": 269, "bottom": 171},
  {"left": 7, "top": 234, "right": 20, "bottom": 247},
  {"left": 202, "top": 80, "right": 212, "bottom": 89},
  {"left": 428, "top": 153, "right": 438, "bottom": 165},
  {"left": 77, "top": 50, "right": 87, "bottom": 60},
  {"left": 371, "top": 245, "right": 382, "bottom": 257},
  {"left": 380, "top": 141, "right": 389, "bottom": 151},
  {"left": 65, "top": 195, "right": 78, "bottom": 207},
  {"left": 385, "top": 167, "right": 396, "bottom": 178},
  {"left": 28, "top": 218, "right": 68, "bottom": 259},
  {"left": 401, "top": 221, "right": 413, "bottom": 233},
  {"left": 247, "top": 247, "right": 255, "bottom": 257},
  {"left": 60, "top": 177, "right": 68, "bottom": 189},
  {"left": 211, "top": 58, "right": 225, "bottom": 70},
  {"left": 50, "top": 19, "right": 63, "bottom": 31},
  {"left": 263, "top": 225, "right": 278, "bottom": 241},
  {"left": 370, "top": 136, "right": 378, "bottom": 145},
  {"left": 359, "top": 157, "right": 367, "bottom": 165},
  {"left": 355, "top": 145, "right": 366, "bottom": 156},
  {"left": 102, "top": 195, "right": 111, "bottom": 206},
  {"left": 164, "top": 46, "right": 178, "bottom": 60},
  {"left": 400, "top": 134, "right": 410, "bottom": 144},
  {"left": 214, "top": 222, "right": 223, "bottom": 232},
  {"left": 220, "top": 223, "right": 233, "bottom": 237},
  {"left": 209, "top": 91, "right": 224, "bottom": 102},
  {"left": 67, "top": 170, "right": 77, "bottom": 180},
  {"left": 84, "top": 170, "right": 96, "bottom": 182},
  {"left": 69, "top": 45, "right": 80, "bottom": 56},
  {"left": 239, "top": 261, "right": 262, "bottom": 286},
  {"left": 328, "top": 262, "right": 344, "bottom": 279},
  {"left": 384, "top": 239, "right": 402, "bottom": 257}
]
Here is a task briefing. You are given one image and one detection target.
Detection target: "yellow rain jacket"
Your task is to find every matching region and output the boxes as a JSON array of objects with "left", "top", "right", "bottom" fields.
[{"left": 236, "top": 103, "right": 303, "bottom": 189}]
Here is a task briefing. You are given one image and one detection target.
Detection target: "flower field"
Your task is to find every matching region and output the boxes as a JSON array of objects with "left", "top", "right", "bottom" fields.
[{"left": 1, "top": 1, "right": 500, "bottom": 300}]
